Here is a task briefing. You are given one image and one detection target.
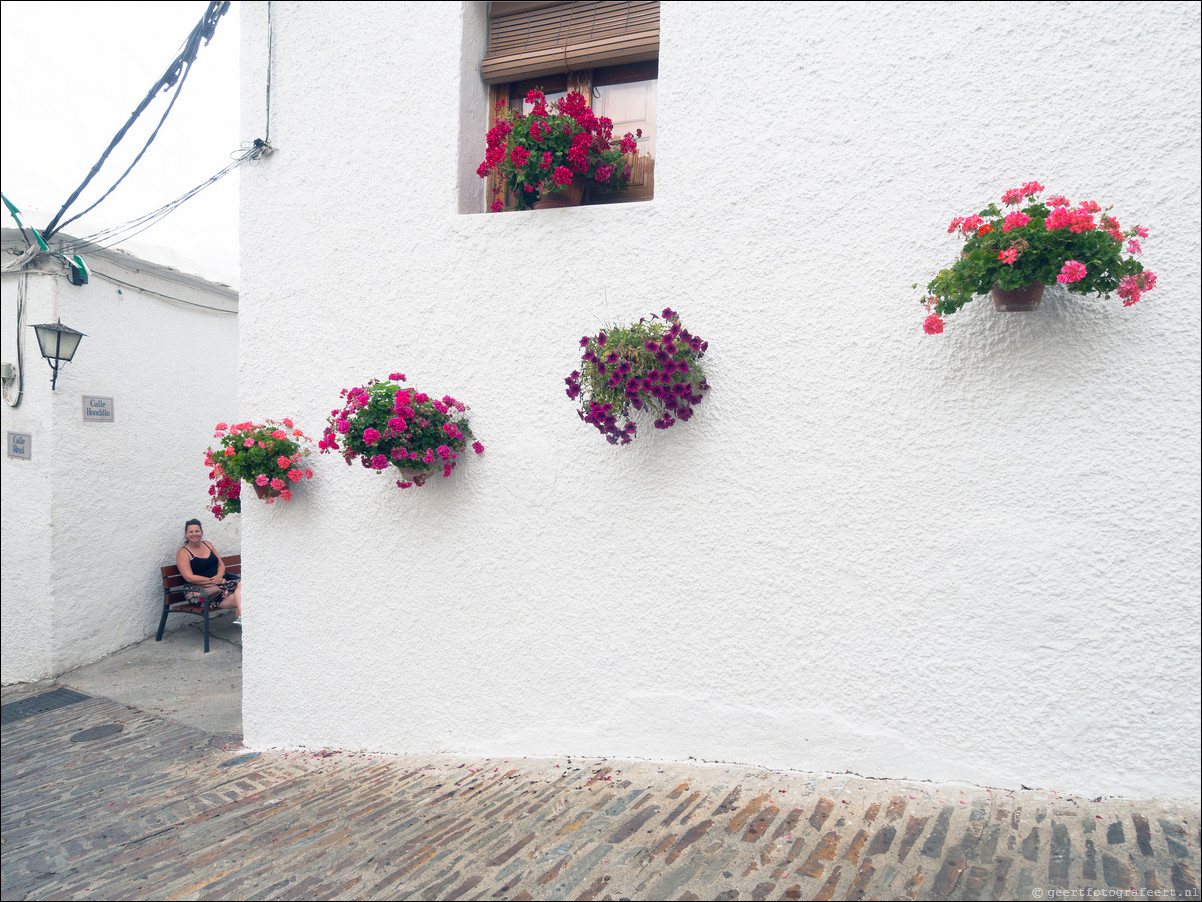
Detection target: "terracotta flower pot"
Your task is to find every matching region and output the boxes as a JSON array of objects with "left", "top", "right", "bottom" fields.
[
  {"left": 532, "top": 175, "right": 586, "bottom": 209},
  {"left": 992, "top": 282, "right": 1045, "bottom": 312},
  {"left": 252, "top": 481, "right": 279, "bottom": 500}
]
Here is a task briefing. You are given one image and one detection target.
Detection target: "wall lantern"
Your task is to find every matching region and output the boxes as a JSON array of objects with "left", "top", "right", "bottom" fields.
[{"left": 30, "top": 320, "right": 86, "bottom": 390}]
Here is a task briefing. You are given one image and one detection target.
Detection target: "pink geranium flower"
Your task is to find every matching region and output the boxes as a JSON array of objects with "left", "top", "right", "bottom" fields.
[
  {"left": 961, "top": 214, "right": 984, "bottom": 234},
  {"left": 270, "top": 477, "right": 286, "bottom": 491},
  {"left": 1057, "top": 260, "right": 1088, "bottom": 284},
  {"left": 256, "top": 474, "right": 269, "bottom": 486},
  {"left": 1003, "top": 211, "right": 1031, "bottom": 233},
  {"left": 1117, "top": 271, "right": 1157, "bottom": 306},
  {"left": 1069, "top": 211, "right": 1096, "bottom": 233},
  {"left": 998, "top": 248, "right": 1019, "bottom": 265},
  {"left": 923, "top": 313, "right": 945, "bottom": 335}
]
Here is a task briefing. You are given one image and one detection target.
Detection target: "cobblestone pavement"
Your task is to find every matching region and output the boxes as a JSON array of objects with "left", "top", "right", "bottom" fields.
[{"left": 2, "top": 686, "right": 1199, "bottom": 901}]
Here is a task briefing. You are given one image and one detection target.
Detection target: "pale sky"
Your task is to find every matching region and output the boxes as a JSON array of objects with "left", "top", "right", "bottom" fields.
[{"left": 0, "top": 1, "right": 241, "bottom": 284}]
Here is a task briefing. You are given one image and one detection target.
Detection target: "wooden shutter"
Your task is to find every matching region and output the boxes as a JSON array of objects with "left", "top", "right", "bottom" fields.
[{"left": 481, "top": 1, "right": 660, "bottom": 84}]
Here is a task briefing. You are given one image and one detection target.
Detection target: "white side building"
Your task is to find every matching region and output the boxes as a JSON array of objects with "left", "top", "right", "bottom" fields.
[
  {"left": 236, "top": 2, "right": 1201, "bottom": 799},
  {"left": 1, "top": 228, "right": 240, "bottom": 683}
]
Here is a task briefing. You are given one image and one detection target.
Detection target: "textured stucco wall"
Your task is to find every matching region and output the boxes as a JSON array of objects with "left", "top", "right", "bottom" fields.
[
  {"left": 238, "top": 2, "right": 1202, "bottom": 799},
  {"left": 1, "top": 250, "right": 240, "bottom": 683}
]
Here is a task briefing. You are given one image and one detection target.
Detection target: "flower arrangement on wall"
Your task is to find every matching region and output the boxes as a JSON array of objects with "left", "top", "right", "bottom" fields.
[
  {"left": 205, "top": 419, "right": 315, "bottom": 519},
  {"left": 565, "top": 308, "right": 710, "bottom": 445},
  {"left": 478, "top": 89, "right": 640, "bottom": 211},
  {"left": 320, "top": 374, "right": 483, "bottom": 488},
  {"left": 920, "top": 181, "right": 1156, "bottom": 333}
]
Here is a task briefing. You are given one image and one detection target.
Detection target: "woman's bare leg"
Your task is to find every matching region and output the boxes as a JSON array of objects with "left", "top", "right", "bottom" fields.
[{"left": 213, "top": 584, "right": 240, "bottom": 618}]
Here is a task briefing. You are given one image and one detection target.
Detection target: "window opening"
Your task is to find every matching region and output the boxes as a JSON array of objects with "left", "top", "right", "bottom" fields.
[{"left": 481, "top": 2, "right": 658, "bottom": 211}]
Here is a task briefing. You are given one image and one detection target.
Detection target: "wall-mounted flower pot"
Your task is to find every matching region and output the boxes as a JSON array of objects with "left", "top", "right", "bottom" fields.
[
  {"left": 396, "top": 468, "right": 431, "bottom": 487},
  {"left": 992, "top": 282, "right": 1045, "bottom": 312},
  {"left": 320, "top": 374, "right": 483, "bottom": 490},
  {"left": 252, "top": 482, "right": 281, "bottom": 501}
]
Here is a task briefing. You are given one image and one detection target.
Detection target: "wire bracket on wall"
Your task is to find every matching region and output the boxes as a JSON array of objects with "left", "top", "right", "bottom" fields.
[{"left": 66, "top": 255, "right": 91, "bottom": 286}]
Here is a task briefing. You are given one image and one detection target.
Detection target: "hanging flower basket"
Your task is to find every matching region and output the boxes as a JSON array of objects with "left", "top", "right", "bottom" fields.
[
  {"left": 565, "top": 308, "right": 710, "bottom": 445},
  {"left": 320, "top": 373, "right": 483, "bottom": 489},
  {"left": 205, "top": 419, "right": 315, "bottom": 519},
  {"left": 919, "top": 181, "right": 1157, "bottom": 333}
]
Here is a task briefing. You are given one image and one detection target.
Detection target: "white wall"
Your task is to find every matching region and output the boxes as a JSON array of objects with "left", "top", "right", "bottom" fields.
[
  {"left": 1, "top": 244, "right": 240, "bottom": 682},
  {"left": 238, "top": 2, "right": 1201, "bottom": 799}
]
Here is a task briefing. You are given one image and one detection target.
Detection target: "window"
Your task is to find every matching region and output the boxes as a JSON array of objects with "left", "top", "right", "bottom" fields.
[{"left": 481, "top": 1, "right": 659, "bottom": 208}]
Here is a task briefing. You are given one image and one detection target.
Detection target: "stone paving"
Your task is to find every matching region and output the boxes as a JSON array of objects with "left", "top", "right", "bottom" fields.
[{"left": 2, "top": 685, "right": 1199, "bottom": 901}]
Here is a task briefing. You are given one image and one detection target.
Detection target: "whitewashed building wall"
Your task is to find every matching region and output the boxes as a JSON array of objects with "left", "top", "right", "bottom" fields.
[
  {"left": 1, "top": 236, "right": 240, "bottom": 682},
  {"left": 237, "top": 2, "right": 1201, "bottom": 799}
]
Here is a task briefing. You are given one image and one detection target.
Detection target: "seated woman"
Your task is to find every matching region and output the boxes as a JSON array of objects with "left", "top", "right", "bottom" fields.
[{"left": 176, "top": 519, "right": 242, "bottom": 625}]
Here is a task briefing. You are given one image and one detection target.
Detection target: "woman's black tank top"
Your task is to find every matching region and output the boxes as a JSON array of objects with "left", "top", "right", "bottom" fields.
[{"left": 188, "top": 545, "right": 220, "bottom": 578}]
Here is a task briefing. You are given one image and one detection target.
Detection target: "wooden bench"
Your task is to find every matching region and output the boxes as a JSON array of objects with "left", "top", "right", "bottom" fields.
[{"left": 156, "top": 555, "right": 241, "bottom": 653}]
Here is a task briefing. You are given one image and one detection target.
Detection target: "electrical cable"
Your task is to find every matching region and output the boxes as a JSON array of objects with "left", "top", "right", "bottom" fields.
[
  {"left": 265, "top": 1, "right": 273, "bottom": 144},
  {"left": 89, "top": 269, "right": 237, "bottom": 314},
  {"left": 41, "top": 1, "right": 231, "bottom": 243},
  {"left": 1, "top": 244, "right": 41, "bottom": 273},
  {"left": 54, "top": 145, "right": 257, "bottom": 256},
  {"left": 2, "top": 274, "right": 26, "bottom": 408}
]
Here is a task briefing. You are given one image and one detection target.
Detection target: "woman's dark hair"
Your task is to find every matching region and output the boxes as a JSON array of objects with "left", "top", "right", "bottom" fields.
[{"left": 184, "top": 518, "right": 203, "bottom": 534}]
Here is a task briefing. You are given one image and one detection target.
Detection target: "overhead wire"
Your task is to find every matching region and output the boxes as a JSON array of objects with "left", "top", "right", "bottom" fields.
[
  {"left": 54, "top": 142, "right": 264, "bottom": 256},
  {"left": 40, "top": 1, "right": 231, "bottom": 243}
]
